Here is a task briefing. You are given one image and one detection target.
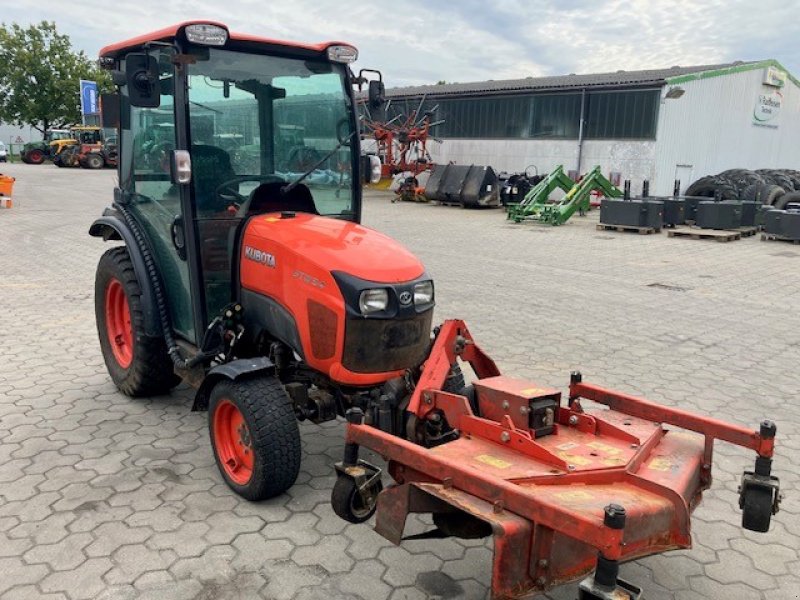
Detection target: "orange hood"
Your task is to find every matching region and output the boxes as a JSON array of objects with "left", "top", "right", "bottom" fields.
[{"left": 244, "top": 213, "right": 425, "bottom": 283}]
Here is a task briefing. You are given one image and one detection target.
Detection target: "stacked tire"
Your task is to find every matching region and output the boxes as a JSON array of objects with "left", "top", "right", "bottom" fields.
[{"left": 685, "top": 168, "right": 800, "bottom": 207}]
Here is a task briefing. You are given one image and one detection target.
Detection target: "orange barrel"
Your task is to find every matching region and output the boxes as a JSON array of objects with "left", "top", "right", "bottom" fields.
[
  {"left": 0, "top": 174, "right": 14, "bottom": 196},
  {"left": 0, "top": 174, "right": 14, "bottom": 208}
]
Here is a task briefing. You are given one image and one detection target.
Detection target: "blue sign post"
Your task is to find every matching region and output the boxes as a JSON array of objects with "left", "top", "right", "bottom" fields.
[{"left": 80, "top": 80, "right": 99, "bottom": 125}]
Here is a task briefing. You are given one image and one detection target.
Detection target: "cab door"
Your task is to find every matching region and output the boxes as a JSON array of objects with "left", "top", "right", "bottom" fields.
[{"left": 119, "top": 49, "right": 198, "bottom": 343}]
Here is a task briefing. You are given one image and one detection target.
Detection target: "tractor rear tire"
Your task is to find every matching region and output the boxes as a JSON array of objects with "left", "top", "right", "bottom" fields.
[
  {"left": 95, "top": 247, "right": 179, "bottom": 396},
  {"left": 773, "top": 191, "right": 800, "bottom": 211},
  {"left": 758, "top": 184, "right": 786, "bottom": 206},
  {"left": 208, "top": 376, "right": 301, "bottom": 500}
]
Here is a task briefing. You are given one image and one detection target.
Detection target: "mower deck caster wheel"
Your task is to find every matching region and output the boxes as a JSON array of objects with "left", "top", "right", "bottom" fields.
[
  {"left": 332, "top": 461, "right": 383, "bottom": 523},
  {"left": 741, "top": 486, "right": 774, "bottom": 532}
]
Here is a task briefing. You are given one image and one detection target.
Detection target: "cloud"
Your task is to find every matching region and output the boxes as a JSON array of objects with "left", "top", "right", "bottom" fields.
[{"left": 3, "top": 0, "right": 799, "bottom": 87}]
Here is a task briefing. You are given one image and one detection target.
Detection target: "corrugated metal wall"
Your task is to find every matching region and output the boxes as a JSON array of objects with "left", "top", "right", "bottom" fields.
[
  {"left": 654, "top": 68, "right": 800, "bottom": 195},
  {"left": 421, "top": 138, "right": 655, "bottom": 188}
]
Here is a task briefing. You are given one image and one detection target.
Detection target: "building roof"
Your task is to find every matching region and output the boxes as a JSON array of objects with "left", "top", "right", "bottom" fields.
[{"left": 385, "top": 60, "right": 762, "bottom": 98}]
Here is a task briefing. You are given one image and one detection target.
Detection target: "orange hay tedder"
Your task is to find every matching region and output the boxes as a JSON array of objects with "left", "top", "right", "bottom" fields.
[{"left": 90, "top": 21, "right": 782, "bottom": 599}]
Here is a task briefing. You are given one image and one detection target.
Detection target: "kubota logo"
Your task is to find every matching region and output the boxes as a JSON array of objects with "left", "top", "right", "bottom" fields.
[
  {"left": 244, "top": 246, "right": 276, "bottom": 267},
  {"left": 398, "top": 291, "right": 413, "bottom": 305}
]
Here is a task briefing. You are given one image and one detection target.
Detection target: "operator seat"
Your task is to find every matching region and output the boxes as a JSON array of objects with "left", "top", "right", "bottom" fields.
[
  {"left": 243, "top": 181, "right": 319, "bottom": 217},
  {"left": 191, "top": 144, "right": 237, "bottom": 214}
]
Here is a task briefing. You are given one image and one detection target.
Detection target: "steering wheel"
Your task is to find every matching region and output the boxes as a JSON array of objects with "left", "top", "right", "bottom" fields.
[
  {"left": 286, "top": 146, "right": 323, "bottom": 172},
  {"left": 215, "top": 175, "right": 286, "bottom": 206}
]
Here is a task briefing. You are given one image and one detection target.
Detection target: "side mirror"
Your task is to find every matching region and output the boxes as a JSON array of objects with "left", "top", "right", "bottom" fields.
[
  {"left": 368, "top": 80, "right": 385, "bottom": 109},
  {"left": 125, "top": 53, "right": 160, "bottom": 108},
  {"left": 100, "top": 93, "right": 120, "bottom": 129}
]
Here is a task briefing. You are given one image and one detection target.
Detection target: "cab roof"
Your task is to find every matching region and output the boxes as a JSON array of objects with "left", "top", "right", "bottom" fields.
[{"left": 99, "top": 20, "right": 352, "bottom": 59}]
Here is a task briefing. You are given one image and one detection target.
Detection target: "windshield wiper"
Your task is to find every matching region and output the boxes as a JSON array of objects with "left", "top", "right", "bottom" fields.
[{"left": 281, "top": 131, "right": 355, "bottom": 196}]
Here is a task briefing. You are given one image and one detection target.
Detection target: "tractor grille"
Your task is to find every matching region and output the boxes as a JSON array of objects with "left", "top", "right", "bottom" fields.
[{"left": 342, "top": 311, "right": 433, "bottom": 374}]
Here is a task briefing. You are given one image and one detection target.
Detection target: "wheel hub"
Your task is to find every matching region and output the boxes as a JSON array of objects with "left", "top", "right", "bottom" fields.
[
  {"left": 104, "top": 278, "right": 133, "bottom": 368},
  {"left": 213, "top": 399, "right": 255, "bottom": 485}
]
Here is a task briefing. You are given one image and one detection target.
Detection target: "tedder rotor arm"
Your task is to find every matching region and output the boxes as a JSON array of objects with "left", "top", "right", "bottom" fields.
[{"left": 332, "top": 319, "right": 782, "bottom": 600}]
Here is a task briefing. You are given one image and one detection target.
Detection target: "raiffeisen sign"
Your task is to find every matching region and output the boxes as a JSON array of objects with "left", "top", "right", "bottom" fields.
[{"left": 753, "top": 90, "right": 782, "bottom": 129}]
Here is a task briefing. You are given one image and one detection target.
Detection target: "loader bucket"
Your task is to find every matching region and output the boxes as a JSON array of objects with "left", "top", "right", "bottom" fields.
[
  {"left": 423, "top": 164, "right": 447, "bottom": 201},
  {"left": 424, "top": 164, "right": 500, "bottom": 207}
]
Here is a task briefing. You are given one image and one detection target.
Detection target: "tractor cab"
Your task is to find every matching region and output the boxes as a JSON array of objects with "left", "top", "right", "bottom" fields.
[
  {"left": 50, "top": 125, "right": 104, "bottom": 156},
  {"left": 97, "top": 21, "right": 365, "bottom": 345}
]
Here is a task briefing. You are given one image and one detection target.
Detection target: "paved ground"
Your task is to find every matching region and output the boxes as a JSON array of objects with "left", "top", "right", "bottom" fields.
[{"left": 0, "top": 162, "right": 798, "bottom": 600}]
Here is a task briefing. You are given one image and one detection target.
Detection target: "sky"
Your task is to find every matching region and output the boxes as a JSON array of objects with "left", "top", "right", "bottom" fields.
[{"left": 2, "top": 0, "right": 800, "bottom": 88}]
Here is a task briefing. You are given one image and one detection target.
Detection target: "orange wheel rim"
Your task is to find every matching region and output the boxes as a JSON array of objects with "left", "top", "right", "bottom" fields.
[
  {"left": 105, "top": 278, "right": 133, "bottom": 368},
  {"left": 213, "top": 399, "right": 254, "bottom": 485}
]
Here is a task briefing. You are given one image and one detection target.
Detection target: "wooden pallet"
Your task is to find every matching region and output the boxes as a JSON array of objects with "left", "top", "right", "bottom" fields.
[
  {"left": 735, "top": 226, "right": 759, "bottom": 237},
  {"left": 761, "top": 232, "right": 800, "bottom": 244},
  {"left": 596, "top": 223, "right": 660, "bottom": 235},
  {"left": 667, "top": 226, "right": 741, "bottom": 242}
]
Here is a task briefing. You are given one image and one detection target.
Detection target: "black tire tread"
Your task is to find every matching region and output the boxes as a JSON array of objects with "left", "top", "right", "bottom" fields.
[
  {"left": 773, "top": 191, "right": 800, "bottom": 211},
  {"left": 95, "top": 246, "right": 178, "bottom": 396},
  {"left": 758, "top": 184, "right": 786, "bottom": 206},
  {"left": 742, "top": 487, "right": 773, "bottom": 532},
  {"left": 209, "top": 376, "right": 301, "bottom": 500},
  {"left": 331, "top": 475, "right": 382, "bottom": 523},
  {"left": 86, "top": 154, "right": 104, "bottom": 169}
]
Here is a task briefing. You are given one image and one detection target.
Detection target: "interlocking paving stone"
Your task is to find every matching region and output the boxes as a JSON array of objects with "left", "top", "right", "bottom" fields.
[{"left": 0, "top": 163, "right": 798, "bottom": 599}]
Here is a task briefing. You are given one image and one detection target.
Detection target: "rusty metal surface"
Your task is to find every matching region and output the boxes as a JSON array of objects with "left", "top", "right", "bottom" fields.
[{"left": 349, "top": 320, "right": 779, "bottom": 599}]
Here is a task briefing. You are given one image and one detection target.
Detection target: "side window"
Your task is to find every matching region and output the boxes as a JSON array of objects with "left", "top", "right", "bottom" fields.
[{"left": 121, "top": 51, "right": 196, "bottom": 342}]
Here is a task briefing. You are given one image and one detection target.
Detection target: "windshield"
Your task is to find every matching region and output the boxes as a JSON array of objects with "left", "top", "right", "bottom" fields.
[{"left": 186, "top": 48, "right": 355, "bottom": 218}]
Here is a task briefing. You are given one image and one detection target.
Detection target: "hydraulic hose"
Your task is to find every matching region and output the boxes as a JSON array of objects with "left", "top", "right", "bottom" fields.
[{"left": 114, "top": 201, "right": 203, "bottom": 370}]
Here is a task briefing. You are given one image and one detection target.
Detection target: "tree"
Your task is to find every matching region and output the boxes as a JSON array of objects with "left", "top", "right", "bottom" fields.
[{"left": 0, "top": 21, "right": 111, "bottom": 134}]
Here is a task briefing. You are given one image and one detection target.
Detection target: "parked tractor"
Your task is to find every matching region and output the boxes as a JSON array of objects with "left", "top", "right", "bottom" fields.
[
  {"left": 90, "top": 22, "right": 782, "bottom": 600},
  {"left": 22, "top": 126, "right": 105, "bottom": 165},
  {"left": 20, "top": 128, "right": 71, "bottom": 164}
]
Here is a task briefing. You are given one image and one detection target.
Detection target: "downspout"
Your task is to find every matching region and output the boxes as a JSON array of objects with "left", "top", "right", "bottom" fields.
[{"left": 576, "top": 88, "right": 586, "bottom": 176}]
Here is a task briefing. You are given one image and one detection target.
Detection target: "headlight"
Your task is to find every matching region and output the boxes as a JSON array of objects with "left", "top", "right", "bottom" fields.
[
  {"left": 413, "top": 281, "right": 434, "bottom": 305},
  {"left": 359, "top": 288, "right": 388, "bottom": 314},
  {"left": 185, "top": 24, "right": 228, "bottom": 46},
  {"left": 327, "top": 45, "right": 358, "bottom": 63}
]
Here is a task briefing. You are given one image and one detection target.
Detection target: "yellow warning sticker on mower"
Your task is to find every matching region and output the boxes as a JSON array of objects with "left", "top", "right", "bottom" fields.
[
  {"left": 521, "top": 387, "right": 547, "bottom": 396},
  {"left": 648, "top": 457, "right": 672, "bottom": 471},
  {"left": 557, "top": 452, "right": 592, "bottom": 466},
  {"left": 555, "top": 490, "right": 593, "bottom": 502},
  {"left": 587, "top": 441, "right": 622, "bottom": 456},
  {"left": 475, "top": 454, "right": 512, "bottom": 469}
]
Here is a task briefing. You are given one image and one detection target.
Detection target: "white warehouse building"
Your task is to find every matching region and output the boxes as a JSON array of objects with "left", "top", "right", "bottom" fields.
[{"left": 383, "top": 60, "right": 799, "bottom": 195}]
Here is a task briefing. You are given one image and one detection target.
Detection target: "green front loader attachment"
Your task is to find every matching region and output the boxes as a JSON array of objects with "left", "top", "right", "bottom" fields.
[{"left": 507, "top": 165, "right": 623, "bottom": 225}]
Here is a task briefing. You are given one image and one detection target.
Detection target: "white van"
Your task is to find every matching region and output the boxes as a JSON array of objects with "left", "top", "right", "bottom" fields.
[{"left": 0, "top": 141, "right": 7, "bottom": 162}]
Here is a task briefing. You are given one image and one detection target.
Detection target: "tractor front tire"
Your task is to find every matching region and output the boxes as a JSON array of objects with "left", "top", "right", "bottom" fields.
[
  {"left": 95, "top": 247, "right": 179, "bottom": 397},
  {"left": 209, "top": 376, "right": 301, "bottom": 500},
  {"left": 85, "top": 153, "right": 104, "bottom": 169},
  {"left": 26, "top": 149, "right": 45, "bottom": 165}
]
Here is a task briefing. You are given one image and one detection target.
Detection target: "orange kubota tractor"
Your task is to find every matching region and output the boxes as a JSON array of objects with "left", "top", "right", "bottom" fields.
[{"left": 91, "top": 22, "right": 782, "bottom": 600}]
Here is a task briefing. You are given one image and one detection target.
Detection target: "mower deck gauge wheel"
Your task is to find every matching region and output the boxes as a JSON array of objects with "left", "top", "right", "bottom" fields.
[{"left": 331, "top": 472, "right": 383, "bottom": 523}]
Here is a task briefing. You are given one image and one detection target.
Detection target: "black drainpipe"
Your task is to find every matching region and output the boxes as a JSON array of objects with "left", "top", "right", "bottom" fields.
[{"left": 576, "top": 88, "right": 586, "bottom": 176}]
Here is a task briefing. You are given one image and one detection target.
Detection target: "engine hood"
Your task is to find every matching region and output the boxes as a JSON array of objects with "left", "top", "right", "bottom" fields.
[{"left": 244, "top": 213, "right": 425, "bottom": 283}]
